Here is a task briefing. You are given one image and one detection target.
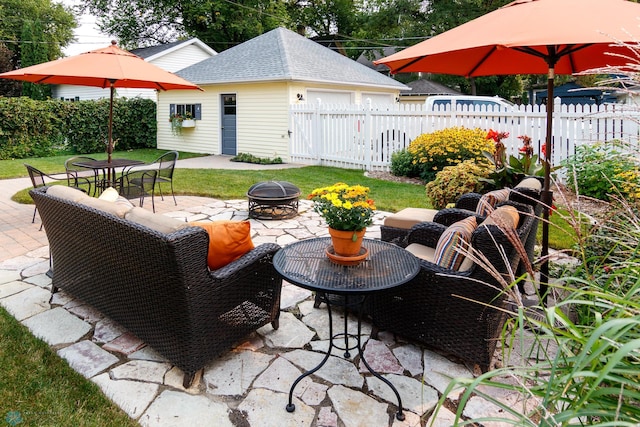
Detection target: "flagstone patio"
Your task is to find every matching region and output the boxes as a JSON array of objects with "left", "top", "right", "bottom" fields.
[{"left": 0, "top": 198, "right": 534, "bottom": 427}]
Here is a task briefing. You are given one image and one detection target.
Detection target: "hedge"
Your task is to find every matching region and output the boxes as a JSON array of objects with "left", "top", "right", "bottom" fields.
[{"left": 0, "top": 97, "right": 157, "bottom": 160}]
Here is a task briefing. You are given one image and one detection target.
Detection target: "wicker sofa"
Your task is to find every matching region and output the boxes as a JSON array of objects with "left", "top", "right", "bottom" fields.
[
  {"left": 30, "top": 186, "right": 282, "bottom": 388},
  {"left": 370, "top": 202, "right": 535, "bottom": 371}
]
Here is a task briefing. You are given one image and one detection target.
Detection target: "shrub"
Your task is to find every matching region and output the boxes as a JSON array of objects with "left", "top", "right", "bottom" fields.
[
  {"left": 408, "top": 126, "right": 495, "bottom": 181},
  {"left": 424, "top": 159, "right": 491, "bottom": 209},
  {"left": 562, "top": 141, "right": 638, "bottom": 201},
  {"left": 390, "top": 148, "right": 420, "bottom": 178}
]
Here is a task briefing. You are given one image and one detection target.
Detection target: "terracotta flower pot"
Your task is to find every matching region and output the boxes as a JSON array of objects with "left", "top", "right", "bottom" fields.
[{"left": 328, "top": 227, "right": 365, "bottom": 257}]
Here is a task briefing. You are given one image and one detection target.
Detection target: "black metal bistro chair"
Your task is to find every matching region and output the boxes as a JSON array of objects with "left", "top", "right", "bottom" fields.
[
  {"left": 64, "top": 156, "right": 100, "bottom": 196},
  {"left": 24, "top": 163, "right": 89, "bottom": 225},
  {"left": 115, "top": 168, "right": 158, "bottom": 212}
]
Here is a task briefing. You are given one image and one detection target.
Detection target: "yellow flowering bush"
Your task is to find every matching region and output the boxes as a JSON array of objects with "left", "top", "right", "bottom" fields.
[
  {"left": 614, "top": 169, "right": 640, "bottom": 200},
  {"left": 308, "top": 183, "right": 376, "bottom": 231},
  {"left": 425, "top": 159, "right": 492, "bottom": 209},
  {"left": 408, "top": 126, "right": 495, "bottom": 181}
]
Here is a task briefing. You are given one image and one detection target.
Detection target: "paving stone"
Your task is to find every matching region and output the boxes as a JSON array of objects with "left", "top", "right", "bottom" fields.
[
  {"left": 302, "top": 306, "right": 371, "bottom": 340},
  {"left": 203, "top": 350, "right": 274, "bottom": 396},
  {"left": 66, "top": 303, "right": 104, "bottom": 323},
  {"left": 0, "top": 286, "right": 50, "bottom": 321},
  {"left": 0, "top": 280, "right": 32, "bottom": 299},
  {"left": 358, "top": 338, "right": 404, "bottom": 374},
  {"left": 0, "top": 269, "right": 20, "bottom": 285},
  {"left": 366, "top": 374, "right": 438, "bottom": 416},
  {"left": 392, "top": 409, "right": 423, "bottom": 427},
  {"left": 317, "top": 406, "right": 338, "bottom": 427},
  {"left": 22, "top": 307, "right": 92, "bottom": 346},
  {"left": 328, "top": 384, "right": 390, "bottom": 427},
  {"left": 234, "top": 333, "right": 265, "bottom": 351},
  {"left": 57, "top": 340, "right": 119, "bottom": 378},
  {"left": 425, "top": 406, "right": 459, "bottom": 427},
  {"left": 129, "top": 345, "right": 167, "bottom": 363},
  {"left": 110, "top": 360, "right": 171, "bottom": 384},
  {"left": 298, "top": 300, "right": 316, "bottom": 316},
  {"left": 422, "top": 349, "right": 473, "bottom": 400},
  {"left": 282, "top": 349, "right": 364, "bottom": 388},
  {"left": 93, "top": 317, "right": 126, "bottom": 343},
  {"left": 393, "top": 344, "right": 424, "bottom": 377},
  {"left": 164, "top": 366, "right": 202, "bottom": 394},
  {"left": 140, "top": 390, "right": 232, "bottom": 427},
  {"left": 258, "top": 311, "right": 315, "bottom": 348},
  {"left": 0, "top": 255, "right": 42, "bottom": 271},
  {"left": 49, "top": 290, "right": 73, "bottom": 306},
  {"left": 462, "top": 395, "right": 520, "bottom": 426},
  {"left": 23, "top": 273, "right": 51, "bottom": 288},
  {"left": 252, "top": 355, "right": 312, "bottom": 395},
  {"left": 102, "top": 331, "right": 145, "bottom": 355},
  {"left": 22, "top": 260, "right": 50, "bottom": 277},
  {"left": 280, "top": 283, "right": 313, "bottom": 309},
  {"left": 310, "top": 338, "right": 360, "bottom": 359},
  {"left": 92, "top": 372, "right": 159, "bottom": 419},
  {"left": 25, "top": 246, "right": 50, "bottom": 259},
  {"left": 299, "top": 381, "right": 329, "bottom": 406},
  {"left": 238, "top": 388, "right": 315, "bottom": 427}
]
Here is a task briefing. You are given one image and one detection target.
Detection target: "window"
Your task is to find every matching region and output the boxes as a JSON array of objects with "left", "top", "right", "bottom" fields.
[{"left": 169, "top": 103, "right": 202, "bottom": 120}]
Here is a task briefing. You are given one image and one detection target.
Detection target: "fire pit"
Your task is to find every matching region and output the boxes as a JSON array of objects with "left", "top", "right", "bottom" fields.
[{"left": 247, "top": 181, "right": 301, "bottom": 220}]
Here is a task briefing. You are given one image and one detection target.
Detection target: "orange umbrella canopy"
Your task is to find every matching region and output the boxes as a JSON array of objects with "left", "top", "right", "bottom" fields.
[
  {"left": 0, "top": 41, "right": 201, "bottom": 170},
  {"left": 376, "top": 0, "right": 640, "bottom": 76},
  {"left": 375, "top": 0, "right": 640, "bottom": 303},
  {"left": 0, "top": 41, "right": 200, "bottom": 90}
]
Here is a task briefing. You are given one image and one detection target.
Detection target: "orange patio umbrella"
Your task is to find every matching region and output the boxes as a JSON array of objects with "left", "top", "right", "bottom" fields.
[
  {"left": 375, "top": 0, "right": 640, "bottom": 302},
  {"left": 0, "top": 41, "right": 201, "bottom": 170}
]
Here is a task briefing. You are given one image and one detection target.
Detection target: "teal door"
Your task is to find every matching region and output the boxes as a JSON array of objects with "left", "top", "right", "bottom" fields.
[{"left": 221, "top": 94, "right": 236, "bottom": 155}]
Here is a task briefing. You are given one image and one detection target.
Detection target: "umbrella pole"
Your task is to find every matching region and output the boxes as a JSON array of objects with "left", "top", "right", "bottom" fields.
[
  {"left": 107, "top": 81, "right": 115, "bottom": 185},
  {"left": 540, "top": 67, "right": 555, "bottom": 306}
]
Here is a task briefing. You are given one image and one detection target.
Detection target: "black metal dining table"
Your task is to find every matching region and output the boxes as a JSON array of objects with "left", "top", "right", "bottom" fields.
[
  {"left": 273, "top": 237, "right": 420, "bottom": 421},
  {"left": 72, "top": 158, "right": 145, "bottom": 193}
]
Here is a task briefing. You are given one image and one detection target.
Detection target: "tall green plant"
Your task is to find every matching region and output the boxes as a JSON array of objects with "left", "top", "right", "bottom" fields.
[{"left": 429, "top": 190, "right": 640, "bottom": 426}]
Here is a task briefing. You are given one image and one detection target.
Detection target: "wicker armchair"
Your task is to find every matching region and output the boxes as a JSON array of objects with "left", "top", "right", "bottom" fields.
[{"left": 370, "top": 202, "right": 535, "bottom": 371}]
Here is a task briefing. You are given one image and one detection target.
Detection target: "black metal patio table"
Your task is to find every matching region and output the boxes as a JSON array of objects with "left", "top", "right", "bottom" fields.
[
  {"left": 72, "top": 158, "right": 145, "bottom": 193},
  {"left": 273, "top": 237, "right": 420, "bottom": 421}
]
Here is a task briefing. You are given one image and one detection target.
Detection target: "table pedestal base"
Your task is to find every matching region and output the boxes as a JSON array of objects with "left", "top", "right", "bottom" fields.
[{"left": 286, "top": 293, "right": 405, "bottom": 421}]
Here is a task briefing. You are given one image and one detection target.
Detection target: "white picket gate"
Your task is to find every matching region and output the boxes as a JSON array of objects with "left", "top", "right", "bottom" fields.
[{"left": 289, "top": 99, "right": 640, "bottom": 172}]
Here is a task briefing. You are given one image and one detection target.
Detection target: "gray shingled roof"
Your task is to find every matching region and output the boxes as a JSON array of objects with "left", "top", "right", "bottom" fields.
[
  {"left": 401, "top": 79, "right": 461, "bottom": 96},
  {"left": 177, "top": 27, "right": 407, "bottom": 90}
]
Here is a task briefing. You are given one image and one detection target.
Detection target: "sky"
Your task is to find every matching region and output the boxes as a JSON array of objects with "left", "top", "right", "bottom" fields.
[{"left": 61, "top": 0, "right": 113, "bottom": 56}]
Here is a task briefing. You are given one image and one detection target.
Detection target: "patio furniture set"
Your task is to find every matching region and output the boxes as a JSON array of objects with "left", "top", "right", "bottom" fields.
[{"left": 28, "top": 170, "right": 542, "bottom": 417}]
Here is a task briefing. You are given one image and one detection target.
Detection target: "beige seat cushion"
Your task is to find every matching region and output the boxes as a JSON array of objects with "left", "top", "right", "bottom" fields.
[
  {"left": 384, "top": 207, "right": 438, "bottom": 229},
  {"left": 79, "top": 196, "right": 132, "bottom": 218},
  {"left": 125, "top": 207, "right": 190, "bottom": 234},
  {"left": 46, "top": 185, "right": 89, "bottom": 203},
  {"left": 482, "top": 205, "right": 520, "bottom": 229},
  {"left": 515, "top": 177, "right": 542, "bottom": 191},
  {"left": 98, "top": 186, "right": 120, "bottom": 202}
]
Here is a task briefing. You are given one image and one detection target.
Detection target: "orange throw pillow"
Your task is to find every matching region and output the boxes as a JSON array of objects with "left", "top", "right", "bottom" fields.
[{"left": 190, "top": 220, "right": 255, "bottom": 270}]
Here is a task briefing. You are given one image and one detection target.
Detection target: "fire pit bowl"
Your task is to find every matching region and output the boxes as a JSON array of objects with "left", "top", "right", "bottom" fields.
[{"left": 247, "top": 181, "right": 301, "bottom": 220}]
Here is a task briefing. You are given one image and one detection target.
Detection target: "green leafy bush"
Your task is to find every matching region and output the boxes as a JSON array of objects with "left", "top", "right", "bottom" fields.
[
  {"left": 408, "top": 126, "right": 495, "bottom": 181},
  {"left": 230, "top": 152, "right": 283, "bottom": 164},
  {"left": 424, "top": 159, "right": 491, "bottom": 209},
  {"left": 390, "top": 148, "right": 421, "bottom": 178},
  {"left": 0, "top": 97, "right": 156, "bottom": 160},
  {"left": 562, "top": 141, "right": 638, "bottom": 201}
]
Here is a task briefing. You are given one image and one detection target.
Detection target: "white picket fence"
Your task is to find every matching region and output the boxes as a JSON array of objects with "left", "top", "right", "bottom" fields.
[{"left": 289, "top": 98, "right": 640, "bottom": 172}]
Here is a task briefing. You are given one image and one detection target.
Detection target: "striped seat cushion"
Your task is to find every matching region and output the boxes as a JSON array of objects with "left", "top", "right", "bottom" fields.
[
  {"left": 433, "top": 216, "right": 478, "bottom": 270},
  {"left": 475, "top": 188, "right": 510, "bottom": 216}
]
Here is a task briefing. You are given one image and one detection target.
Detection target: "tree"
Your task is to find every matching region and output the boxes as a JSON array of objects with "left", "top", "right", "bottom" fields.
[
  {"left": 0, "top": 0, "right": 76, "bottom": 96},
  {"left": 82, "top": 0, "right": 290, "bottom": 51},
  {"left": 21, "top": 19, "right": 51, "bottom": 99}
]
